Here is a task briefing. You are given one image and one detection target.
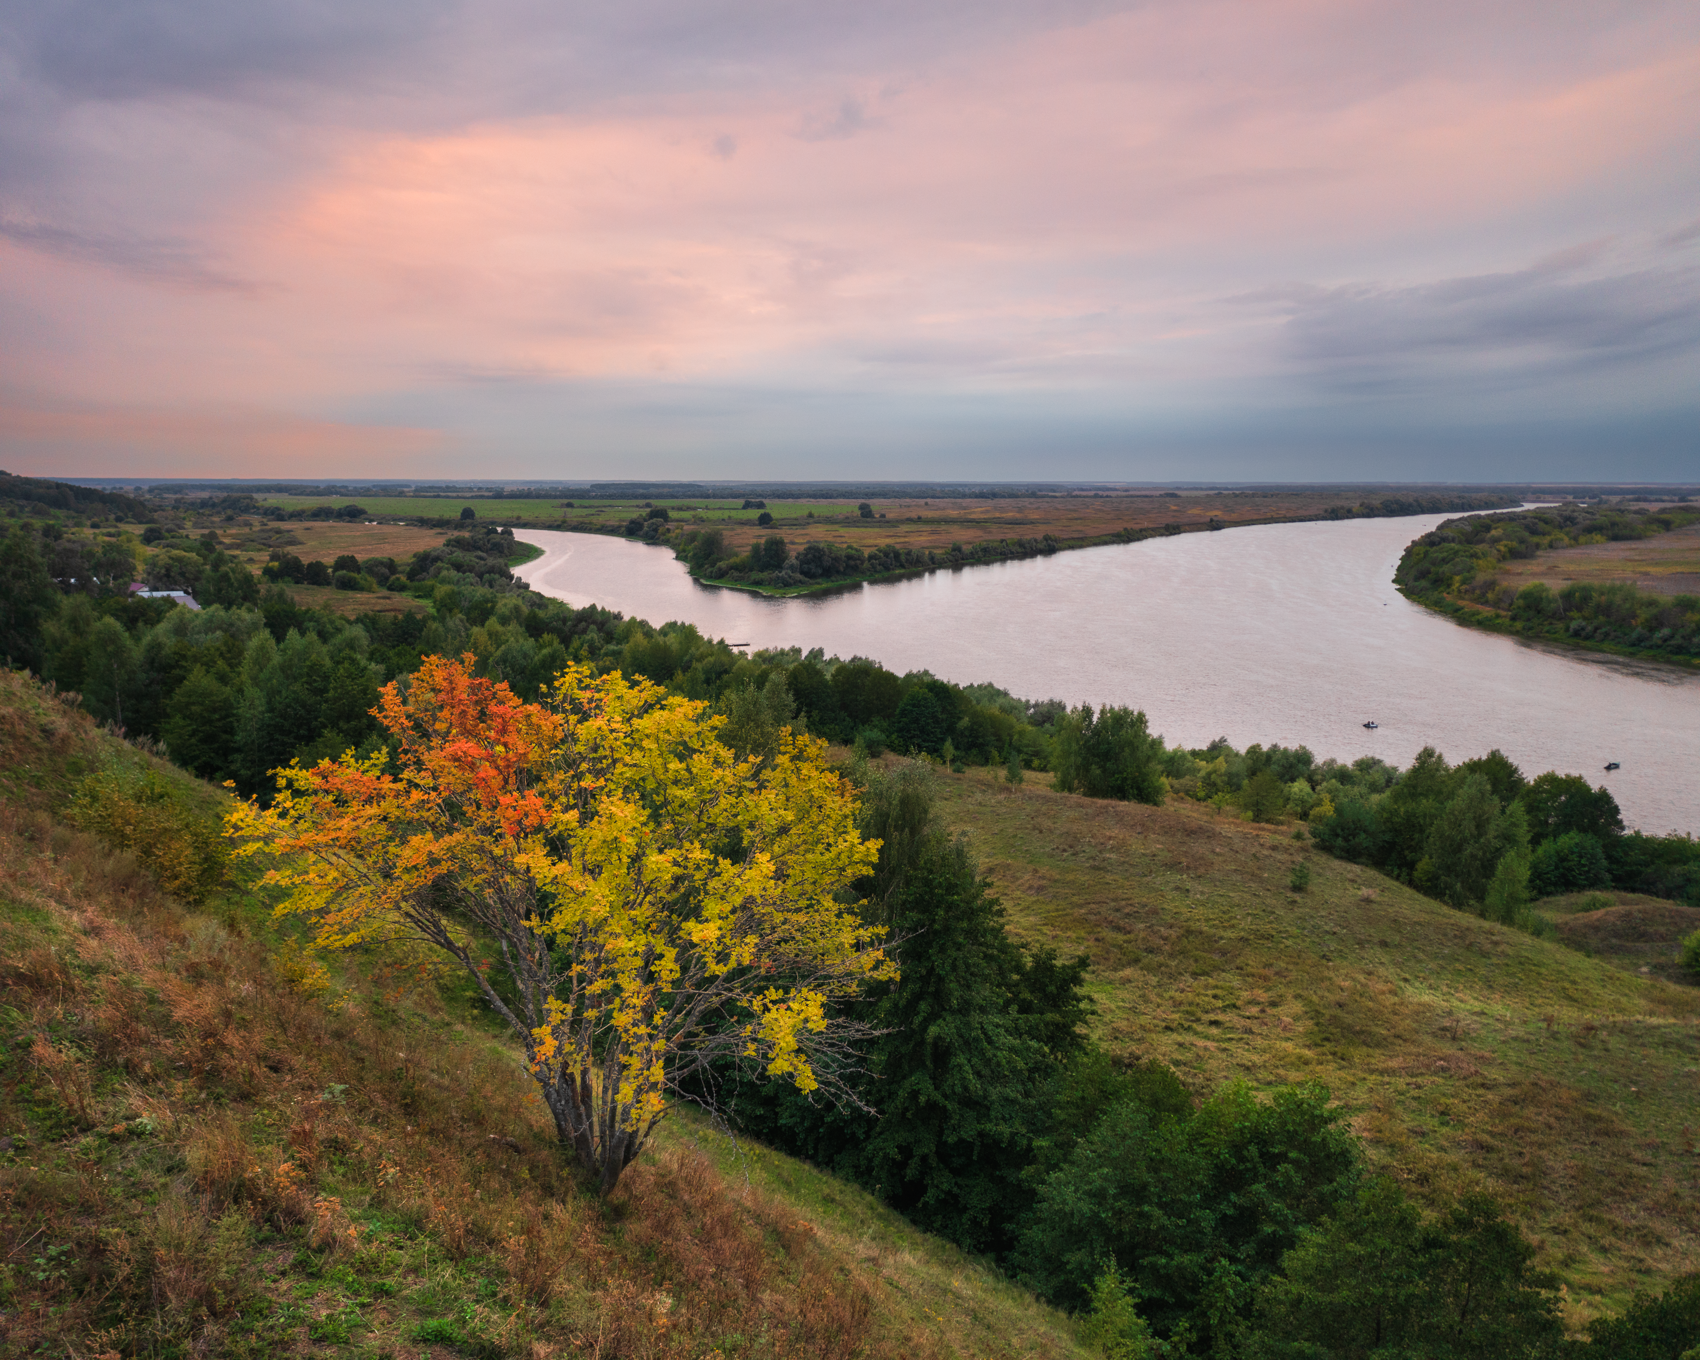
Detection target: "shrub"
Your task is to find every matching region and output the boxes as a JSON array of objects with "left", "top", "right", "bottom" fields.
[
  {"left": 1574, "top": 1273, "right": 1700, "bottom": 1359},
  {"left": 1079, "top": 1263, "right": 1156, "bottom": 1358},
  {"left": 1053, "top": 705, "right": 1166, "bottom": 805},
  {"left": 1289, "top": 861, "right": 1311, "bottom": 892},
  {"left": 1681, "top": 930, "right": 1700, "bottom": 978},
  {"left": 68, "top": 766, "right": 228, "bottom": 905}
]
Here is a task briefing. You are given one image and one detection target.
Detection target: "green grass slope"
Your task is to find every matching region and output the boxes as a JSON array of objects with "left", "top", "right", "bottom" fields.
[
  {"left": 936, "top": 768, "right": 1700, "bottom": 1327},
  {"left": 0, "top": 673, "right": 1089, "bottom": 1360}
]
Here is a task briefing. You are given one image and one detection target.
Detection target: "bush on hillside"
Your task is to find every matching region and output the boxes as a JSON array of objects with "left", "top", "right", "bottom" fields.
[{"left": 68, "top": 765, "right": 228, "bottom": 904}]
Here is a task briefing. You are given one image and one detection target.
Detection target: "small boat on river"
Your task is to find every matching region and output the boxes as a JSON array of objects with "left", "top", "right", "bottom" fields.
[
  {"left": 1604, "top": 761, "right": 1620, "bottom": 771},
  {"left": 1362, "top": 721, "right": 1379, "bottom": 729}
]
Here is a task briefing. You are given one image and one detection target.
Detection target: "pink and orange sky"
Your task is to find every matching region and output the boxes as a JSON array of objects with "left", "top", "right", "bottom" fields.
[{"left": 2, "top": 0, "right": 1697, "bottom": 481}]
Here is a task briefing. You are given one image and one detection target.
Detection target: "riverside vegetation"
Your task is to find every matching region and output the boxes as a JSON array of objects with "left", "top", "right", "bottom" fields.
[
  {"left": 1396, "top": 502, "right": 1700, "bottom": 666},
  {"left": 4, "top": 479, "right": 1700, "bottom": 1356},
  {"left": 142, "top": 475, "right": 1523, "bottom": 600}
]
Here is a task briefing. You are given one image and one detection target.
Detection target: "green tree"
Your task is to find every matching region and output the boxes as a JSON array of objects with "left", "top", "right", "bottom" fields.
[
  {"left": 1528, "top": 830, "right": 1611, "bottom": 898},
  {"left": 719, "top": 671, "right": 798, "bottom": 763},
  {"left": 850, "top": 834, "right": 1076, "bottom": 1252},
  {"left": 1519, "top": 772, "right": 1623, "bottom": 846},
  {"left": 1311, "top": 794, "right": 1384, "bottom": 865},
  {"left": 1255, "top": 1183, "right": 1562, "bottom": 1360},
  {"left": 786, "top": 660, "right": 843, "bottom": 739},
  {"left": 78, "top": 615, "right": 137, "bottom": 728},
  {"left": 161, "top": 666, "right": 237, "bottom": 780},
  {"left": 1483, "top": 847, "right": 1532, "bottom": 925},
  {"left": 0, "top": 526, "right": 57, "bottom": 669},
  {"left": 713, "top": 759, "right": 1090, "bottom": 1256},
  {"left": 1456, "top": 749, "right": 1526, "bottom": 807},
  {"left": 1080, "top": 1263, "right": 1157, "bottom": 1359},
  {"left": 1256, "top": 1177, "right": 1427, "bottom": 1359},
  {"left": 320, "top": 652, "right": 381, "bottom": 750},
  {"left": 1054, "top": 705, "right": 1166, "bottom": 805},
  {"left": 1242, "top": 769, "right": 1287, "bottom": 822},
  {"left": 1573, "top": 1273, "right": 1700, "bottom": 1359},
  {"left": 1018, "top": 1083, "right": 1359, "bottom": 1347},
  {"left": 1424, "top": 776, "right": 1528, "bottom": 908},
  {"left": 687, "top": 527, "right": 727, "bottom": 571},
  {"left": 1378, "top": 746, "right": 1454, "bottom": 880},
  {"left": 1419, "top": 1195, "right": 1564, "bottom": 1357},
  {"left": 892, "top": 684, "right": 951, "bottom": 755}
]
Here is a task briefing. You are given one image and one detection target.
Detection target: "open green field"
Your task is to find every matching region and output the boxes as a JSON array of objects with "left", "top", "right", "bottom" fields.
[{"left": 935, "top": 766, "right": 1700, "bottom": 1327}]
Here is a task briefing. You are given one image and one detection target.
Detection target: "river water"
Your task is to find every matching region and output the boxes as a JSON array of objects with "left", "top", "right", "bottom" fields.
[{"left": 511, "top": 517, "right": 1700, "bottom": 835}]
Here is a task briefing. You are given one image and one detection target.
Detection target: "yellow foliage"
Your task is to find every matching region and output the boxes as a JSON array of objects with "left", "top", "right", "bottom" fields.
[
  {"left": 272, "top": 937, "right": 334, "bottom": 1001},
  {"left": 69, "top": 766, "right": 228, "bottom": 905},
  {"left": 227, "top": 654, "right": 888, "bottom": 1190}
]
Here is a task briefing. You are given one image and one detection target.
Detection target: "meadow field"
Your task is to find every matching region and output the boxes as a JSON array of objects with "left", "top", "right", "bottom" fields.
[
  {"left": 255, "top": 488, "right": 1504, "bottom": 559},
  {"left": 1490, "top": 519, "right": 1700, "bottom": 600},
  {"left": 936, "top": 767, "right": 1700, "bottom": 1325}
]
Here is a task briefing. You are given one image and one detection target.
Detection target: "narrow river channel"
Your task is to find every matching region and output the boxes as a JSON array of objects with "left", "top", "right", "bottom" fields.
[{"left": 512, "top": 516, "right": 1700, "bottom": 835}]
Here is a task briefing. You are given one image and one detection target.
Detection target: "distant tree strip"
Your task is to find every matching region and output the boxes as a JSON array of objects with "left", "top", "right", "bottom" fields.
[
  {"left": 1396, "top": 502, "right": 1700, "bottom": 664},
  {"left": 672, "top": 492, "right": 1520, "bottom": 597}
]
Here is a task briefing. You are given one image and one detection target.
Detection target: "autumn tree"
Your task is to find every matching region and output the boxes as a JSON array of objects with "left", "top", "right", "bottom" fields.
[{"left": 228, "top": 654, "right": 888, "bottom": 1192}]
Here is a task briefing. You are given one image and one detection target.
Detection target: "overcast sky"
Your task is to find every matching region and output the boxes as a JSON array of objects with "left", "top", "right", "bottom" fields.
[{"left": 2, "top": 0, "right": 1697, "bottom": 482}]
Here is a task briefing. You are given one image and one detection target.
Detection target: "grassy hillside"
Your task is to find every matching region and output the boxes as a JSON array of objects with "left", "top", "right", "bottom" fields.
[
  {"left": 0, "top": 673, "right": 1090, "bottom": 1360},
  {"left": 935, "top": 768, "right": 1700, "bottom": 1327}
]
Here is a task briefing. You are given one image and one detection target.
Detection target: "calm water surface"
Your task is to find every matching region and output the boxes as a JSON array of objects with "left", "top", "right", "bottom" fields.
[{"left": 512, "top": 517, "right": 1700, "bottom": 835}]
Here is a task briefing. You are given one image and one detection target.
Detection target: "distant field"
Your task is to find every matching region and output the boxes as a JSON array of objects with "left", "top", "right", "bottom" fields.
[
  {"left": 259, "top": 488, "right": 1497, "bottom": 557},
  {"left": 1493, "top": 520, "right": 1700, "bottom": 599},
  {"left": 271, "top": 582, "right": 429, "bottom": 618},
  {"left": 219, "top": 519, "right": 449, "bottom": 569},
  {"left": 936, "top": 767, "right": 1700, "bottom": 1325}
]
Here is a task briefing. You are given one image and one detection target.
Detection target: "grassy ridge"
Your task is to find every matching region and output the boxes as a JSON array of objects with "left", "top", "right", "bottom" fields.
[
  {"left": 0, "top": 673, "right": 1089, "bottom": 1360},
  {"left": 935, "top": 768, "right": 1700, "bottom": 1326}
]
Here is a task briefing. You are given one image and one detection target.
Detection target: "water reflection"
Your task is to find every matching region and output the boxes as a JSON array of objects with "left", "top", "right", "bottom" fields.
[{"left": 512, "top": 518, "right": 1700, "bottom": 834}]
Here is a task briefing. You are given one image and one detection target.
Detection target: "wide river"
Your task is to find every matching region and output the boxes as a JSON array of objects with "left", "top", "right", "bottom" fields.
[{"left": 511, "top": 516, "right": 1700, "bottom": 835}]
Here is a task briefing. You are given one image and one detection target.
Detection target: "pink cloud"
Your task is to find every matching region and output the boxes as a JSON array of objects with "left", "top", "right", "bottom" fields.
[
  {"left": 3, "top": 0, "right": 1697, "bottom": 474},
  {"left": 0, "top": 398, "right": 447, "bottom": 478}
]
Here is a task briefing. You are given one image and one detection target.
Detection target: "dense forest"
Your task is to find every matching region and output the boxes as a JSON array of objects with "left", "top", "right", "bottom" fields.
[
  {"left": 4, "top": 488, "right": 1700, "bottom": 1356},
  {"left": 1396, "top": 503, "right": 1700, "bottom": 663}
]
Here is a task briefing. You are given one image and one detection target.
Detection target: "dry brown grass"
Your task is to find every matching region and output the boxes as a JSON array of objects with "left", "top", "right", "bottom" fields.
[
  {"left": 0, "top": 672, "right": 1088, "bottom": 1359},
  {"left": 228, "top": 519, "right": 450, "bottom": 567},
  {"left": 1493, "top": 520, "right": 1700, "bottom": 598},
  {"left": 1553, "top": 897, "right": 1700, "bottom": 987},
  {"left": 274, "top": 581, "right": 431, "bottom": 618},
  {"left": 688, "top": 489, "right": 1434, "bottom": 559}
]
